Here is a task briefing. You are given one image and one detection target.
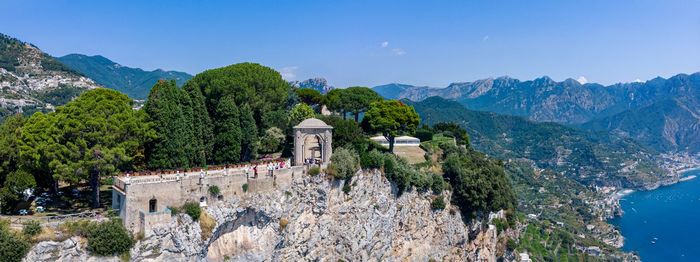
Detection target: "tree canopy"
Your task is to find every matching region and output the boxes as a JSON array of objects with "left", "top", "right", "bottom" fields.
[
  {"left": 295, "top": 88, "right": 323, "bottom": 107},
  {"left": 184, "top": 62, "right": 290, "bottom": 129},
  {"left": 341, "top": 87, "right": 382, "bottom": 122},
  {"left": 288, "top": 103, "right": 316, "bottom": 128},
  {"left": 362, "top": 100, "right": 420, "bottom": 152},
  {"left": 144, "top": 80, "right": 195, "bottom": 169},
  {"left": 20, "top": 88, "right": 154, "bottom": 207},
  {"left": 323, "top": 87, "right": 382, "bottom": 122}
]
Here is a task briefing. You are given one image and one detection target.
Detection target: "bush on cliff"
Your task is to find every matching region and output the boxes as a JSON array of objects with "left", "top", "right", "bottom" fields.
[
  {"left": 441, "top": 145, "right": 516, "bottom": 218},
  {"left": 0, "top": 221, "right": 30, "bottom": 262},
  {"left": 22, "top": 220, "right": 42, "bottom": 237},
  {"left": 329, "top": 147, "right": 360, "bottom": 180},
  {"left": 182, "top": 202, "right": 201, "bottom": 221},
  {"left": 85, "top": 219, "right": 134, "bottom": 256}
]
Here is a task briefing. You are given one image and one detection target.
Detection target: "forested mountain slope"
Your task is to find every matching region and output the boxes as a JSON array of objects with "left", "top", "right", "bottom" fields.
[
  {"left": 409, "top": 96, "right": 666, "bottom": 188},
  {"left": 58, "top": 54, "right": 192, "bottom": 99}
]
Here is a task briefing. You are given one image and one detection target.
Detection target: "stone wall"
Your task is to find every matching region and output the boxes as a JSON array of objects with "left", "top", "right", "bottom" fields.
[{"left": 116, "top": 166, "right": 306, "bottom": 234}]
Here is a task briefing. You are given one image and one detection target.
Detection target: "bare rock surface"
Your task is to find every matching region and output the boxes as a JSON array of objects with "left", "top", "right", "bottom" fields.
[{"left": 28, "top": 171, "right": 502, "bottom": 261}]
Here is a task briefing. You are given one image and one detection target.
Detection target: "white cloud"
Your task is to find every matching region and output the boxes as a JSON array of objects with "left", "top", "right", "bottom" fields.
[
  {"left": 391, "top": 48, "right": 406, "bottom": 56},
  {"left": 482, "top": 35, "right": 489, "bottom": 41},
  {"left": 633, "top": 78, "right": 643, "bottom": 83},
  {"left": 576, "top": 76, "right": 588, "bottom": 84},
  {"left": 381, "top": 41, "right": 389, "bottom": 48},
  {"left": 279, "top": 66, "right": 298, "bottom": 80}
]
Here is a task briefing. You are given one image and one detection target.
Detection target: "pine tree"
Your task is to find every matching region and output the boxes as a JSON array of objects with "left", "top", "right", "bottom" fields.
[{"left": 213, "top": 96, "right": 242, "bottom": 164}]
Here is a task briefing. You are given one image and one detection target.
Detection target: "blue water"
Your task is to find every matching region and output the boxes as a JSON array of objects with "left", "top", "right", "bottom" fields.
[{"left": 610, "top": 170, "right": 700, "bottom": 261}]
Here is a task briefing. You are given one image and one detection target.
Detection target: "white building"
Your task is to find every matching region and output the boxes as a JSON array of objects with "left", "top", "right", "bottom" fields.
[{"left": 370, "top": 135, "right": 421, "bottom": 148}]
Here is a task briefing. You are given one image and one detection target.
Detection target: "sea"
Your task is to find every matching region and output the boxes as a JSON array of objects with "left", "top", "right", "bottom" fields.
[{"left": 609, "top": 169, "right": 700, "bottom": 261}]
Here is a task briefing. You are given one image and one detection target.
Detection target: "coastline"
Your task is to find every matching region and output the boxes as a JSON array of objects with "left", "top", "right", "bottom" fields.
[{"left": 608, "top": 167, "right": 700, "bottom": 259}]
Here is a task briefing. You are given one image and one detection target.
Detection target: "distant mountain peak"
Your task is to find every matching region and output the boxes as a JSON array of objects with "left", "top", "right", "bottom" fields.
[{"left": 291, "top": 77, "right": 334, "bottom": 94}]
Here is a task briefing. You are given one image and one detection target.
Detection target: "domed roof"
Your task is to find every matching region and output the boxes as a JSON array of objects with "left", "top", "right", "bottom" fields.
[{"left": 294, "top": 118, "right": 332, "bottom": 129}]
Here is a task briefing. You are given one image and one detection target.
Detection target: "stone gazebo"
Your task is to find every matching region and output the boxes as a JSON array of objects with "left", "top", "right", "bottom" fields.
[{"left": 293, "top": 118, "right": 333, "bottom": 166}]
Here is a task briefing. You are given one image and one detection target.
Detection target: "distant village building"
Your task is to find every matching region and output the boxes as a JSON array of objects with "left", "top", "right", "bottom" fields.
[
  {"left": 112, "top": 118, "right": 333, "bottom": 235},
  {"left": 370, "top": 135, "right": 421, "bottom": 148}
]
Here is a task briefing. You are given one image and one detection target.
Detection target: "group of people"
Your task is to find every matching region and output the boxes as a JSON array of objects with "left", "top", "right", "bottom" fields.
[
  {"left": 123, "top": 158, "right": 293, "bottom": 181},
  {"left": 303, "top": 158, "right": 321, "bottom": 165}
]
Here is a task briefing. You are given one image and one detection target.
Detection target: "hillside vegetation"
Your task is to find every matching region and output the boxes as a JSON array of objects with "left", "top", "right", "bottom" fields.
[{"left": 410, "top": 96, "right": 665, "bottom": 188}]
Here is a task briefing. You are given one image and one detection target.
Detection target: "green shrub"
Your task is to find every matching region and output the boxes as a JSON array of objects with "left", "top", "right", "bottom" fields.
[
  {"left": 0, "top": 228, "right": 30, "bottom": 262},
  {"left": 430, "top": 174, "right": 445, "bottom": 194},
  {"left": 182, "top": 202, "right": 201, "bottom": 221},
  {"left": 208, "top": 185, "right": 221, "bottom": 196},
  {"left": 492, "top": 218, "right": 507, "bottom": 234},
  {"left": 360, "top": 149, "right": 385, "bottom": 169},
  {"left": 22, "top": 220, "right": 41, "bottom": 237},
  {"left": 242, "top": 183, "right": 249, "bottom": 193},
  {"left": 342, "top": 179, "right": 352, "bottom": 194},
  {"left": 329, "top": 147, "right": 360, "bottom": 179},
  {"left": 85, "top": 219, "right": 134, "bottom": 256},
  {"left": 506, "top": 238, "right": 517, "bottom": 251},
  {"left": 308, "top": 166, "right": 321, "bottom": 176},
  {"left": 168, "top": 206, "right": 180, "bottom": 215},
  {"left": 442, "top": 149, "right": 516, "bottom": 218},
  {"left": 431, "top": 196, "right": 446, "bottom": 210}
]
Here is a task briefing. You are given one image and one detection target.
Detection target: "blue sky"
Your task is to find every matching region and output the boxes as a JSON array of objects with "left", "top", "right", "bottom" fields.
[{"left": 2, "top": 0, "right": 699, "bottom": 87}]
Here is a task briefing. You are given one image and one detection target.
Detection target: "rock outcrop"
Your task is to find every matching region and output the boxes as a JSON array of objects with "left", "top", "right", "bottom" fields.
[{"left": 27, "top": 171, "right": 505, "bottom": 261}]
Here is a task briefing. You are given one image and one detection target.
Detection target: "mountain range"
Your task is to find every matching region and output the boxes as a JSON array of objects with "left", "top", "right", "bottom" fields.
[
  {"left": 376, "top": 73, "right": 700, "bottom": 153},
  {"left": 58, "top": 54, "right": 192, "bottom": 99}
]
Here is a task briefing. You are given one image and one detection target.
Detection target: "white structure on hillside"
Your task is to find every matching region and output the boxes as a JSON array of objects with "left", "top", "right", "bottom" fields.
[
  {"left": 370, "top": 135, "right": 421, "bottom": 148},
  {"left": 293, "top": 118, "right": 333, "bottom": 166}
]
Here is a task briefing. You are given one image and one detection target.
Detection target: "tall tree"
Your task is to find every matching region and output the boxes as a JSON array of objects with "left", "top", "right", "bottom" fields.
[
  {"left": 296, "top": 88, "right": 323, "bottom": 107},
  {"left": 213, "top": 96, "right": 242, "bottom": 164},
  {"left": 183, "top": 83, "right": 213, "bottom": 165},
  {"left": 0, "top": 115, "right": 24, "bottom": 185},
  {"left": 341, "top": 86, "right": 383, "bottom": 122},
  {"left": 143, "top": 80, "right": 191, "bottom": 169},
  {"left": 239, "top": 103, "right": 258, "bottom": 162},
  {"left": 185, "top": 62, "right": 290, "bottom": 127},
  {"left": 288, "top": 103, "right": 316, "bottom": 128},
  {"left": 20, "top": 89, "right": 154, "bottom": 207},
  {"left": 324, "top": 89, "right": 347, "bottom": 119},
  {"left": 362, "top": 100, "right": 420, "bottom": 153}
]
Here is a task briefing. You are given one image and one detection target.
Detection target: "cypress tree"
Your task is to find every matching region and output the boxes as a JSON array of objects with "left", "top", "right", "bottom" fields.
[
  {"left": 183, "top": 82, "right": 213, "bottom": 166},
  {"left": 144, "top": 80, "right": 190, "bottom": 169},
  {"left": 239, "top": 103, "right": 258, "bottom": 162},
  {"left": 213, "top": 96, "right": 242, "bottom": 164}
]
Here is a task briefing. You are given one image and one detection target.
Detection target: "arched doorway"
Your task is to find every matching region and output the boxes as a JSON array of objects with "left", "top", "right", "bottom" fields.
[
  {"left": 303, "top": 135, "right": 322, "bottom": 163},
  {"left": 149, "top": 198, "right": 157, "bottom": 213}
]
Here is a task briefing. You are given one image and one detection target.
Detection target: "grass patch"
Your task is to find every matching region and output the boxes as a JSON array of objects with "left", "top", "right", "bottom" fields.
[
  {"left": 199, "top": 212, "right": 216, "bottom": 240},
  {"left": 279, "top": 218, "right": 289, "bottom": 230}
]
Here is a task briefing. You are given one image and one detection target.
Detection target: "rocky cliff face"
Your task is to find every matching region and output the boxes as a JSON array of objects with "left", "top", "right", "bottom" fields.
[{"left": 26, "top": 171, "right": 506, "bottom": 261}]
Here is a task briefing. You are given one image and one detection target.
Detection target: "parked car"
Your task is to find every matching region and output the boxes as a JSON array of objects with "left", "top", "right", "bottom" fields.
[
  {"left": 18, "top": 209, "right": 28, "bottom": 215},
  {"left": 35, "top": 206, "right": 45, "bottom": 213}
]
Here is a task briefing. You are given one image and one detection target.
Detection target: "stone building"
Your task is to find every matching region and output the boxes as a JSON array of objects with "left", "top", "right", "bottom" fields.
[
  {"left": 293, "top": 118, "right": 333, "bottom": 166},
  {"left": 112, "top": 118, "right": 333, "bottom": 235}
]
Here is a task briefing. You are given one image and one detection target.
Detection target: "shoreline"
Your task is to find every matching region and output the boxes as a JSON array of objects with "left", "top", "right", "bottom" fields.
[{"left": 608, "top": 168, "right": 699, "bottom": 256}]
